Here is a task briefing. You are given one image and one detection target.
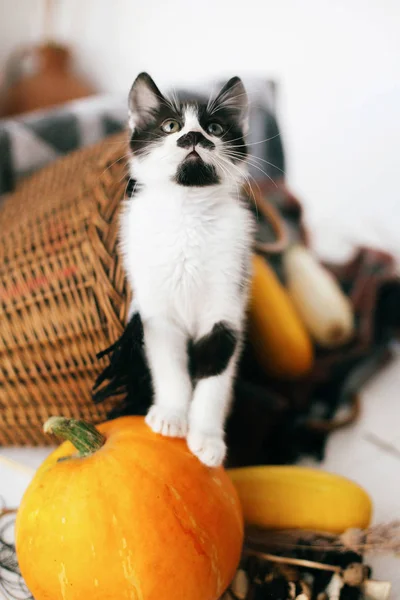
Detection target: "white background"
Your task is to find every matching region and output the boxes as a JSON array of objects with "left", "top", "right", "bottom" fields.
[
  {"left": 1, "top": 0, "right": 400, "bottom": 259},
  {"left": 1, "top": 2, "right": 400, "bottom": 594}
]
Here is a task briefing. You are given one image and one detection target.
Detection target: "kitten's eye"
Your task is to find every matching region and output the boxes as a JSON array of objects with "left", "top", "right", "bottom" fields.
[
  {"left": 161, "top": 119, "right": 181, "bottom": 134},
  {"left": 207, "top": 122, "right": 224, "bottom": 137}
]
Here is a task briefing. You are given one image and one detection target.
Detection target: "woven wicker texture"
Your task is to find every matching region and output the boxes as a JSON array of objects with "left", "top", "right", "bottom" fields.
[{"left": 0, "top": 133, "right": 131, "bottom": 445}]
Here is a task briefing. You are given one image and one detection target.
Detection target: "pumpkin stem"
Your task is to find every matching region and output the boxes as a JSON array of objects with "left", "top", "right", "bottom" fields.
[{"left": 44, "top": 417, "right": 105, "bottom": 457}]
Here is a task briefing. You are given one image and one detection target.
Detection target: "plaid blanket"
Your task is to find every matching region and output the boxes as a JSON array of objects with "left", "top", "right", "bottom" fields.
[
  {"left": 0, "top": 95, "right": 127, "bottom": 196},
  {"left": 0, "top": 79, "right": 282, "bottom": 197}
]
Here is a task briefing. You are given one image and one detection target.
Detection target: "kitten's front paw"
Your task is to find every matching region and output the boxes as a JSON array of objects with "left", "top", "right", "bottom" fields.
[
  {"left": 187, "top": 430, "right": 226, "bottom": 467},
  {"left": 146, "top": 405, "right": 188, "bottom": 438}
]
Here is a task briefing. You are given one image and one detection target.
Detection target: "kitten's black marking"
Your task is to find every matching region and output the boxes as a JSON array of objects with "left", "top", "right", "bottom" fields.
[
  {"left": 175, "top": 159, "right": 220, "bottom": 186},
  {"left": 130, "top": 103, "right": 247, "bottom": 160},
  {"left": 196, "top": 103, "right": 247, "bottom": 164},
  {"left": 129, "top": 101, "right": 178, "bottom": 157},
  {"left": 189, "top": 322, "right": 238, "bottom": 379},
  {"left": 130, "top": 101, "right": 246, "bottom": 166},
  {"left": 177, "top": 131, "right": 215, "bottom": 151}
]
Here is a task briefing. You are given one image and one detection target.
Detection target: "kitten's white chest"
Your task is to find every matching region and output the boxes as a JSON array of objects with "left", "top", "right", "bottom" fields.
[{"left": 121, "top": 187, "right": 220, "bottom": 327}]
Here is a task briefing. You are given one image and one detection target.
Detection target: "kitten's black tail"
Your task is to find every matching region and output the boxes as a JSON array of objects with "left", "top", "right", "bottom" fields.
[{"left": 92, "top": 312, "right": 153, "bottom": 418}]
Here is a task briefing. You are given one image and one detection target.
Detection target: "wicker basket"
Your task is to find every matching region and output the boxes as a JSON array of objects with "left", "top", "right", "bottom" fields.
[{"left": 0, "top": 133, "right": 131, "bottom": 444}]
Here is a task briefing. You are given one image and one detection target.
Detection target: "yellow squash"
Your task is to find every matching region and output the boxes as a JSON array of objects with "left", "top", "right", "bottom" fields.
[
  {"left": 228, "top": 466, "right": 372, "bottom": 533},
  {"left": 249, "top": 254, "right": 314, "bottom": 378}
]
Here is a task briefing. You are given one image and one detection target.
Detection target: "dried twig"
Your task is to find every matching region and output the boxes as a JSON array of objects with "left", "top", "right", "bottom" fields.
[{"left": 243, "top": 547, "right": 341, "bottom": 573}]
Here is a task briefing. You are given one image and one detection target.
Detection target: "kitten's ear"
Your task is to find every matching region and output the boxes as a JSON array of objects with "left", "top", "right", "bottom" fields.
[
  {"left": 128, "top": 72, "right": 165, "bottom": 130},
  {"left": 213, "top": 76, "right": 249, "bottom": 132}
]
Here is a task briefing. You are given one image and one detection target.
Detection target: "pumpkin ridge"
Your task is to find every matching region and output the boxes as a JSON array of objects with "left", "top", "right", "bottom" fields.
[
  {"left": 85, "top": 451, "right": 144, "bottom": 600},
  {"left": 103, "top": 450, "right": 219, "bottom": 596},
  {"left": 164, "top": 481, "right": 224, "bottom": 589},
  {"left": 163, "top": 484, "right": 209, "bottom": 559},
  {"left": 110, "top": 444, "right": 224, "bottom": 585},
  {"left": 114, "top": 449, "right": 216, "bottom": 557},
  {"left": 16, "top": 466, "right": 79, "bottom": 598},
  {"left": 164, "top": 484, "right": 222, "bottom": 596}
]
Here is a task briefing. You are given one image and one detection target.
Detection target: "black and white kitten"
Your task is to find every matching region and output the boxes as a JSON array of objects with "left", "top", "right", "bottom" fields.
[{"left": 120, "top": 73, "right": 254, "bottom": 467}]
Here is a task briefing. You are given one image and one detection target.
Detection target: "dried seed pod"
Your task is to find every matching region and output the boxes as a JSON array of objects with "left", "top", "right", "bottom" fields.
[
  {"left": 342, "top": 563, "right": 367, "bottom": 587},
  {"left": 363, "top": 580, "right": 391, "bottom": 600},
  {"left": 231, "top": 569, "right": 249, "bottom": 600},
  {"left": 340, "top": 528, "right": 364, "bottom": 551},
  {"left": 302, "top": 573, "right": 314, "bottom": 587},
  {"left": 264, "top": 571, "right": 274, "bottom": 584},
  {"left": 277, "top": 563, "right": 300, "bottom": 582},
  {"left": 299, "top": 580, "right": 312, "bottom": 598},
  {"left": 326, "top": 573, "right": 344, "bottom": 599}
]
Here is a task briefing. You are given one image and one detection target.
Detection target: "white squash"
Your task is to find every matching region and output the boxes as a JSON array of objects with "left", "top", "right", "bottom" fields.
[
  {"left": 363, "top": 580, "right": 391, "bottom": 600},
  {"left": 283, "top": 245, "right": 354, "bottom": 348}
]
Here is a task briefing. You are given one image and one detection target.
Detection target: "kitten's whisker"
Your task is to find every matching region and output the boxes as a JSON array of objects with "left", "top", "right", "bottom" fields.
[
  {"left": 224, "top": 149, "right": 278, "bottom": 170},
  {"left": 130, "top": 131, "right": 164, "bottom": 142},
  {"left": 100, "top": 137, "right": 130, "bottom": 147},
  {"left": 215, "top": 153, "right": 263, "bottom": 217},
  {"left": 223, "top": 132, "right": 281, "bottom": 147},
  {"left": 209, "top": 90, "right": 250, "bottom": 116},
  {"left": 101, "top": 153, "right": 132, "bottom": 176},
  {"left": 214, "top": 153, "right": 249, "bottom": 193},
  {"left": 220, "top": 127, "right": 235, "bottom": 141},
  {"left": 213, "top": 157, "right": 252, "bottom": 215},
  {"left": 206, "top": 83, "right": 221, "bottom": 113},
  {"left": 119, "top": 161, "right": 131, "bottom": 181},
  {"left": 224, "top": 153, "right": 278, "bottom": 187},
  {"left": 165, "top": 88, "right": 180, "bottom": 114},
  {"left": 224, "top": 150, "right": 286, "bottom": 176}
]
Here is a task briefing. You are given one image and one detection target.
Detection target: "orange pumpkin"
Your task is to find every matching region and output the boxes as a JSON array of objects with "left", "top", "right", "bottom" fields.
[{"left": 16, "top": 416, "right": 243, "bottom": 600}]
